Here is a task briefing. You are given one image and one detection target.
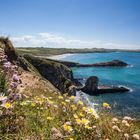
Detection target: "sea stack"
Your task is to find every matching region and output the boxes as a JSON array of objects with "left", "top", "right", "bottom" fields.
[{"left": 81, "top": 76, "right": 99, "bottom": 94}]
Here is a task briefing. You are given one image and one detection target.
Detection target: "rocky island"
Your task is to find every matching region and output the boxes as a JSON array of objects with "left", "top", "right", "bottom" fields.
[
  {"left": 81, "top": 76, "right": 130, "bottom": 95},
  {"left": 51, "top": 59, "right": 128, "bottom": 68}
]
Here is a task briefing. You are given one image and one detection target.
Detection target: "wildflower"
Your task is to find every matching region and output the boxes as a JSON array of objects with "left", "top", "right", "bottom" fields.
[
  {"left": 82, "top": 106, "right": 87, "bottom": 111},
  {"left": 65, "top": 99, "right": 70, "bottom": 103},
  {"left": 85, "top": 125, "right": 92, "bottom": 130},
  {"left": 73, "top": 114, "right": 79, "bottom": 119},
  {"left": 81, "top": 118, "right": 90, "bottom": 125},
  {"left": 103, "top": 102, "right": 111, "bottom": 109},
  {"left": 61, "top": 101, "right": 66, "bottom": 106},
  {"left": 31, "top": 102, "right": 36, "bottom": 107},
  {"left": 87, "top": 107, "right": 99, "bottom": 119},
  {"left": 79, "top": 112, "right": 84, "bottom": 117},
  {"left": 123, "top": 116, "right": 133, "bottom": 121},
  {"left": 48, "top": 100, "right": 54, "bottom": 105},
  {"left": 0, "top": 95, "right": 7, "bottom": 101},
  {"left": 71, "top": 104, "right": 77, "bottom": 110},
  {"left": 69, "top": 96, "right": 75, "bottom": 101},
  {"left": 76, "top": 118, "right": 82, "bottom": 124},
  {"left": 63, "top": 123, "right": 73, "bottom": 132},
  {"left": 10, "top": 82, "right": 18, "bottom": 89},
  {"left": 112, "top": 125, "right": 121, "bottom": 132},
  {"left": 65, "top": 121, "right": 71, "bottom": 125},
  {"left": 78, "top": 100, "right": 83, "bottom": 105},
  {"left": 92, "top": 126, "right": 97, "bottom": 129},
  {"left": 112, "top": 118, "right": 119, "bottom": 124},
  {"left": 58, "top": 96, "right": 63, "bottom": 99},
  {"left": 124, "top": 133, "right": 129, "bottom": 140},
  {"left": 122, "top": 120, "right": 130, "bottom": 127},
  {"left": 69, "top": 138, "right": 74, "bottom": 140},
  {"left": 53, "top": 104, "right": 58, "bottom": 108},
  {"left": 2, "top": 102, "right": 13, "bottom": 109},
  {"left": 49, "top": 97, "right": 52, "bottom": 100},
  {"left": 132, "top": 134, "right": 140, "bottom": 140},
  {"left": 47, "top": 117, "right": 53, "bottom": 121},
  {"left": 12, "top": 74, "right": 20, "bottom": 82}
]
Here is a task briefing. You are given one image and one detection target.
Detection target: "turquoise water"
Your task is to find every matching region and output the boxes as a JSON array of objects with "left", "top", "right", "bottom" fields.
[{"left": 60, "top": 52, "right": 140, "bottom": 117}]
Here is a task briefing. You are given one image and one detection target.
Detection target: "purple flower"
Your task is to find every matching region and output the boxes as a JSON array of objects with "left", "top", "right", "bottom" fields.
[
  {"left": 10, "top": 82, "right": 18, "bottom": 89},
  {"left": 12, "top": 74, "right": 20, "bottom": 82}
]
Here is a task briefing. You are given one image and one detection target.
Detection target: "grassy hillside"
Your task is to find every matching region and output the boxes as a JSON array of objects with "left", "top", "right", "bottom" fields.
[{"left": 16, "top": 47, "right": 140, "bottom": 57}]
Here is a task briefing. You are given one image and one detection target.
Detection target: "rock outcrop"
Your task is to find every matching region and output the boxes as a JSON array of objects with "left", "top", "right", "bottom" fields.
[
  {"left": 24, "top": 55, "right": 79, "bottom": 95},
  {"left": 0, "top": 37, "right": 18, "bottom": 62},
  {"left": 57, "top": 59, "right": 128, "bottom": 67},
  {"left": 81, "top": 76, "right": 99, "bottom": 93},
  {"left": 91, "top": 60, "right": 128, "bottom": 67},
  {"left": 81, "top": 76, "right": 130, "bottom": 95}
]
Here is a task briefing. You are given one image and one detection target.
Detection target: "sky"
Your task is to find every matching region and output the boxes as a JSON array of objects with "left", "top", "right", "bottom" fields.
[{"left": 0, "top": 0, "right": 140, "bottom": 49}]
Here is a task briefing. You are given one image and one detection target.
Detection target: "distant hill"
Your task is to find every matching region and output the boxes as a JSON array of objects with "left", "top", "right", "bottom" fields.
[{"left": 16, "top": 47, "right": 140, "bottom": 57}]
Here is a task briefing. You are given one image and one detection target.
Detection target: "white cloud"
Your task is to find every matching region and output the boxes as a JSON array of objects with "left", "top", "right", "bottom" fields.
[{"left": 11, "top": 32, "right": 140, "bottom": 49}]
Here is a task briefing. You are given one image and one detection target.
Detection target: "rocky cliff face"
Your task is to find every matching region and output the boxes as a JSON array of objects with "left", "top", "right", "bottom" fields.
[
  {"left": 24, "top": 55, "right": 78, "bottom": 95},
  {"left": 0, "top": 37, "right": 18, "bottom": 62}
]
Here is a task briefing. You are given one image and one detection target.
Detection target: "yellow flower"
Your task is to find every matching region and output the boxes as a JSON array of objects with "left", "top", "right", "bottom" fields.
[
  {"left": 3, "top": 102, "right": 13, "bottom": 109},
  {"left": 71, "top": 105, "right": 77, "bottom": 110},
  {"left": 31, "top": 102, "right": 35, "bottom": 107},
  {"left": 103, "top": 102, "right": 111, "bottom": 109},
  {"left": 47, "top": 117, "right": 53, "bottom": 121},
  {"left": 87, "top": 107, "right": 99, "bottom": 119},
  {"left": 69, "top": 96, "right": 75, "bottom": 101},
  {"left": 81, "top": 118, "right": 90, "bottom": 125},
  {"left": 79, "top": 112, "right": 84, "bottom": 117},
  {"left": 77, "top": 100, "right": 83, "bottom": 105},
  {"left": 82, "top": 106, "right": 87, "bottom": 111},
  {"left": 63, "top": 123, "right": 73, "bottom": 132},
  {"left": 69, "top": 138, "right": 74, "bottom": 140},
  {"left": 61, "top": 101, "right": 66, "bottom": 106},
  {"left": 73, "top": 114, "right": 79, "bottom": 119},
  {"left": 58, "top": 96, "right": 63, "bottom": 99},
  {"left": 85, "top": 125, "right": 92, "bottom": 130},
  {"left": 76, "top": 118, "right": 82, "bottom": 124},
  {"left": 48, "top": 100, "right": 54, "bottom": 105}
]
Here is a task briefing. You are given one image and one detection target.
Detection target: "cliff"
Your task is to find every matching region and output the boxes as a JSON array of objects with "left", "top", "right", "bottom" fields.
[{"left": 23, "top": 55, "right": 78, "bottom": 95}]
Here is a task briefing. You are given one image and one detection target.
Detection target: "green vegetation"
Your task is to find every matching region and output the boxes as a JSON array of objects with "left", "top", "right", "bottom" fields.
[
  {"left": 0, "top": 85, "right": 140, "bottom": 140},
  {"left": 16, "top": 47, "right": 140, "bottom": 57}
]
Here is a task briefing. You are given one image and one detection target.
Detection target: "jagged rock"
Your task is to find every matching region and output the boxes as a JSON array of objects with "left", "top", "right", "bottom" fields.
[
  {"left": 0, "top": 37, "right": 18, "bottom": 62},
  {"left": 81, "top": 76, "right": 130, "bottom": 95},
  {"left": 81, "top": 76, "right": 99, "bottom": 93}
]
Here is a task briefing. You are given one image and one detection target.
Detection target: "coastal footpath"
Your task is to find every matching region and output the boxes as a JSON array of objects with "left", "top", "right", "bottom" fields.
[{"left": 0, "top": 37, "right": 140, "bottom": 140}]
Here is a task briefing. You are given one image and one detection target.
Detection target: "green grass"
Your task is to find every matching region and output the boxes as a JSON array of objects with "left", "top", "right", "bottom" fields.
[{"left": 0, "top": 85, "right": 140, "bottom": 140}]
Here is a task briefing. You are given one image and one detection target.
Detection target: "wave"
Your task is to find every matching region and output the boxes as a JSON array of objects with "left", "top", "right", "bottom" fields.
[
  {"left": 127, "top": 64, "right": 134, "bottom": 68},
  {"left": 118, "top": 85, "right": 133, "bottom": 92}
]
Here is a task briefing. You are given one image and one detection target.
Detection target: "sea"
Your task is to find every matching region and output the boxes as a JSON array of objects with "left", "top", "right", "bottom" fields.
[{"left": 49, "top": 52, "right": 140, "bottom": 117}]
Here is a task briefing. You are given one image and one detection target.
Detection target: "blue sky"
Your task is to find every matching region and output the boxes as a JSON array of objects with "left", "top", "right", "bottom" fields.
[{"left": 0, "top": 0, "right": 140, "bottom": 49}]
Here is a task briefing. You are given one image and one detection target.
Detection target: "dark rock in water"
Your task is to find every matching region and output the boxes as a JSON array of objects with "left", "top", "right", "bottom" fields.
[
  {"left": 81, "top": 76, "right": 99, "bottom": 93},
  {"left": 91, "top": 60, "right": 128, "bottom": 67},
  {"left": 98, "top": 85, "right": 130, "bottom": 94},
  {"left": 62, "top": 59, "right": 128, "bottom": 68},
  {"left": 81, "top": 76, "right": 130, "bottom": 95}
]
